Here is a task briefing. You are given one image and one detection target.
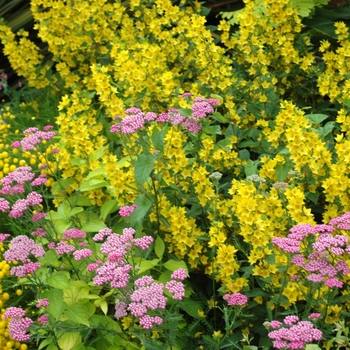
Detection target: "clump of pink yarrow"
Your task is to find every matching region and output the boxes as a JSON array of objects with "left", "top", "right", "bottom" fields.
[
  {"left": 4, "top": 307, "right": 33, "bottom": 341},
  {"left": 266, "top": 314, "right": 322, "bottom": 349},
  {"left": 4, "top": 235, "right": 45, "bottom": 277},
  {"left": 272, "top": 213, "right": 350, "bottom": 289},
  {"left": 109, "top": 96, "right": 218, "bottom": 135}
]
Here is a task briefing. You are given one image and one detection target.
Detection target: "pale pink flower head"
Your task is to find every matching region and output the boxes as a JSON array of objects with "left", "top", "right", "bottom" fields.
[{"left": 223, "top": 292, "right": 248, "bottom": 306}]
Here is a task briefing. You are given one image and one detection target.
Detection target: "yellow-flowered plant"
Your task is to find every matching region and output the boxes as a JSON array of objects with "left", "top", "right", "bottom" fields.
[{"left": 1, "top": 0, "right": 350, "bottom": 348}]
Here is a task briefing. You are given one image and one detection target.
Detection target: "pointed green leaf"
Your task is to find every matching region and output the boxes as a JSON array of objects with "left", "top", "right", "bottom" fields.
[
  {"left": 164, "top": 259, "right": 188, "bottom": 272},
  {"left": 57, "top": 332, "right": 81, "bottom": 350},
  {"left": 81, "top": 220, "right": 107, "bottom": 232},
  {"left": 79, "top": 179, "right": 109, "bottom": 191},
  {"left": 47, "top": 274, "right": 70, "bottom": 289},
  {"left": 155, "top": 236, "right": 165, "bottom": 259},
  {"left": 129, "top": 194, "right": 152, "bottom": 225},
  {"left": 44, "top": 289, "right": 65, "bottom": 319},
  {"left": 64, "top": 303, "right": 90, "bottom": 326},
  {"left": 138, "top": 259, "right": 159, "bottom": 274},
  {"left": 134, "top": 154, "right": 155, "bottom": 185},
  {"left": 101, "top": 200, "right": 118, "bottom": 220},
  {"left": 100, "top": 300, "right": 108, "bottom": 315}
]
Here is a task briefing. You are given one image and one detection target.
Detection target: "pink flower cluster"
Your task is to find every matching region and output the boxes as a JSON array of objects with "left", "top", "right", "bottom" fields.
[
  {"left": 272, "top": 215, "right": 350, "bottom": 288},
  {"left": 0, "top": 166, "right": 35, "bottom": 195},
  {"left": 0, "top": 166, "right": 46, "bottom": 218},
  {"left": 4, "top": 235, "right": 45, "bottom": 277},
  {"left": 63, "top": 228, "right": 86, "bottom": 240},
  {"left": 223, "top": 292, "right": 248, "bottom": 306},
  {"left": 267, "top": 315, "right": 322, "bottom": 349},
  {"left": 91, "top": 227, "right": 153, "bottom": 289},
  {"left": 109, "top": 96, "right": 218, "bottom": 135},
  {"left": 4, "top": 307, "right": 33, "bottom": 341},
  {"left": 119, "top": 204, "right": 137, "bottom": 217},
  {"left": 11, "top": 126, "right": 56, "bottom": 151},
  {"left": 36, "top": 298, "right": 50, "bottom": 308},
  {"left": 114, "top": 270, "right": 187, "bottom": 329}
]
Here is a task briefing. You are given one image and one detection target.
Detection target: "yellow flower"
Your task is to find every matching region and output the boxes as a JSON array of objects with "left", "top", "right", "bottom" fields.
[
  {"left": 212, "top": 330, "right": 223, "bottom": 339},
  {"left": 197, "top": 310, "right": 206, "bottom": 318}
]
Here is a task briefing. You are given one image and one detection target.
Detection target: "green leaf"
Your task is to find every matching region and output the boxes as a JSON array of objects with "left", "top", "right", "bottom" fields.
[
  {"left": 69, "top": 158, "right": 87, "bottom": 166},
  {"left": 85, "top": 167, "right": 107, "bottom": 180},
  {"left": 134, "top": 154, "right": 155, "bottom": 185},
  {"left": 52, "top": 178, "right": 75, "bottom": 194},
  {"left": 212, "top": 112, "right": 228, "bottom": 123},
  {"left": 306, "top": 191, "right": 320, "bottom": 204},
  {"left": 47, "top": 345, "right": 60, "bottom": 350},
  {"left": 79, "top": 179, "right": 109, "bottom": 191},
  {"left": 89, "top": 146, "right": 107, "bottom": 161},
  {"left": 81, "top": 220, "right": 107, "bottom": 232},
  {"left": 129, "top": 194, "right": 152, "bottom": 225},
  {"left": 179, "top": 108, "right": 192, "bottom": 117},
  {"left": 164, "top": 259, "right": 188, "bottom": 272},
  {"left": 117, "top": 156, "right": 137, "bottom": 168},
  {"left": 151, "top": 126, "right": 166, "bottom": 152},
  {"left": 305, "top": 345, "right": 322, "bottom": 350},
  {"left": 74, "top": 196, "right": 92, "bottom": 206},
  {"left": 138, "top": 259, "right": 159, "bottom": 274},
  {"left": 305, "top": 113, "right": 329, "bottom": 124},
  {"left": 47, "top": 273, "right": 70, "bottom": 289},
  {"left": 290, "top": 0, "right": 329, "bottom": 17},
  {"left": 239, "top": 140, "right": 258, "bottom": 148},
  {"left": 64, "top": 303, "right": 90, "bottom": 326},
  {"left": 155, "top": 236, "right": 165, "bottom": 259},
  {"left": 64, "top": 286, "right": 90, "bottom": 306},
  {"left": 57, "top": 332, "right": 82, "bottom": 350},
  {"left": 101, "top": 200, "right": 119, "bottom": 220},
  {"left": 202, "top": 125, "right": 221, "bottom": 136},
  {"left": 244, "top": 160, "right": 259, "bottom": 177},
  {"left": 44, "top": 289, "right": 66, "bottom": 319},
  {"left": 179, "top": 299, "right": 203, "bottom": 319},
  {"left": 100, "top": 300, "right": 108, "bottom": 315},
  {"left": 39, "top": 338, "right": 53, "bottom": 350},
  {"left": 239, "top": 149, "right": 250, "bottom": 160},
  {"left": 276, "top": 162, "right": 291, "bottom": 182},
  {"left": 69, "top": 207, "right": 84, "bottom": 217}
]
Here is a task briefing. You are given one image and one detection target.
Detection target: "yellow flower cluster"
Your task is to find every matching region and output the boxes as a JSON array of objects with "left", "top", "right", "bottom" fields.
[
  {"left": 318, "top": 22, "right": 350, "bottom": 102},
  {"left": 0, "top": 26, "right": 49, "bottom": 89},
  {"left": 218, "top": 0, "right": 311, "bottom": 114}
]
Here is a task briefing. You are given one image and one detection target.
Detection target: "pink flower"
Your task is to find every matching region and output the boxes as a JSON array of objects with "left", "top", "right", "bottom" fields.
[
  {"left": 165, "top": 280, "right": 185, "bottom": 300},
  {"left": 114, "top": 301, "right": 128, "bottom": 319},
  {"left": 119, "top": 204, "right": 137, "bottom": 217},
  {"left": 36, "top": 299, "right": 50, "bottom": 308},
  {"left": 223, "top": 293, "right": 248, "bottom": 306},
  {"left": 73, "top": 249, "right": 93, "bottom": 261},
  {"left": 55, "top": 242, "right": 75, "bottom": 255},
  {"left": 63, "top": 228, "right": 86, "bottom": 240},
  {"left": 171, "top": 268, "right": 187, "bottom": 280},
  {"left": 4, "top": 307, "right": 33, "bottom": 342},
  {"left": 0, "top": 198, "right": 10, "bottom": 212},
  {"left": 121, "top": 114, "right": 144, "bottom": 134},
  {"left": 37, "top": 314, "right": 49, "bottom": 325}
]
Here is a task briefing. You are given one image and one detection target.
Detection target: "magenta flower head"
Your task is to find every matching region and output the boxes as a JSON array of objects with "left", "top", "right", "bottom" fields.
[
  {"left": 121, "top": 114, "right": 145, "bottom": 134},
  {"left": 267, "top": 315, "right": 323, "bottom": 350},
  {"left": 119, "top": 204, "right": 137, "bottom": 217},
  {"left": 63, "top": 228, "right": 86, "bottom": 240},
  {"left": 223, "top": 292, "right": 248, "bottom": 306},
  {"left": 0, "top": 198, "right": 10, "bottom": 213},
  {"left": 4, "top": 307, "right": 33, "bottom": 341},
  {"left": 171, "top": 268, "right": 187, "bottom": 281}
]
